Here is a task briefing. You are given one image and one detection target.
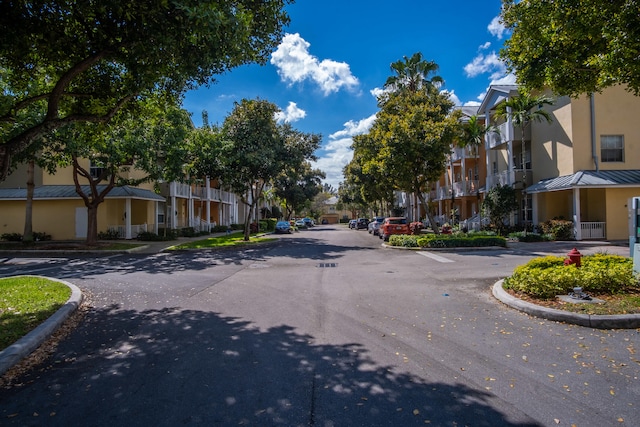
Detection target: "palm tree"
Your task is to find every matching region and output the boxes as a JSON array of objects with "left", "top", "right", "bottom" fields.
[
  {"left": 384, "top": 52, "right": 444, "bottom": 94},
  {"left": 494, "top": 90, "right": 554, "bottom": 230},
  {"left": 456, "top": 114, "right": 498, "bottom": 229}
]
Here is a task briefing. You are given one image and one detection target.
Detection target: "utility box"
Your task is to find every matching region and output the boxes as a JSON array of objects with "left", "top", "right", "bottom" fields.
[{"left": 630, "top": 197, "right": 640, "bottom": 266}]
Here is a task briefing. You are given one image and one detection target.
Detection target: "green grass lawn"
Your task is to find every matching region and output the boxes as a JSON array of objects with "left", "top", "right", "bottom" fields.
[
  {"left": 168, "top": 231, "right": 277, "bottom": 250},
  {"left": 0, "top": 276, "right": 71, "bottom": 351}
]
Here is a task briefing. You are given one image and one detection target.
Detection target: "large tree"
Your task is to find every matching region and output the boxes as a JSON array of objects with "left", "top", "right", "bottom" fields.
[
  {"left": 0, "top": 0, "right": 292, "bottom": 180},
  {"left": 500, "top": 0, "right": 640, "bottom": 96},
  {"left": 372, "top": 89, "right": 460, "bottom": 232},
  {"left": 374, "top": 53, "right": 459, "bottom": 232},
  {"left": 40, "top": 99, "right": 193, "bottom": 245},
  {"left": 220, "top": 99, "right": 286, "bottom": 241},
  {"left": 274, "top": 162, "right": 325, "bottom": 220}
]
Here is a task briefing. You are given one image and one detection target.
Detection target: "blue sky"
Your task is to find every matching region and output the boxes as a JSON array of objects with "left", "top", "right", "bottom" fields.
[{"left": 182, "top": 1, "right": 514, "bottom": 189}]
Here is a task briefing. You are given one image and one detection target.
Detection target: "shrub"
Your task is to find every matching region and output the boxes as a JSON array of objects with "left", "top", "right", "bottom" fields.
[
  {"left": 1, "top": 232, "right": 23, "bottom": 242},
  {"left": 98, "top": 229, "right": 121, "bottom": 240},
  {"left": 388, "top": 235, "right": 419, "bottom": 247},
  {"left": 538, "top": 219, "right": 573, "bottom": 241},
  {"left": 409, "top": 222, "right": 424, "bottom": 235},
  {"left": 180, "top": 227, "right": 197, "bottom": 237},
  {"left": 504, "top": 254, "right": 639, "bottom": 299},
  {"left": 0, "top": 232, "right": 52, "bottom": 242},
  {"left": 508, "top": 231, "right": 552, "bottom": 242},
  {"left": 415, "top": 234, "right": 507, "bottom": 248},
  {"left": 137, "top": 231, "right": 176, "bottom": 241}
]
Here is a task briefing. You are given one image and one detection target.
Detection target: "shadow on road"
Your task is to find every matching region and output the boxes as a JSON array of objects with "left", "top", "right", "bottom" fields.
[{"left": 0, "top": 305, "right": 539, "bottom": 426}]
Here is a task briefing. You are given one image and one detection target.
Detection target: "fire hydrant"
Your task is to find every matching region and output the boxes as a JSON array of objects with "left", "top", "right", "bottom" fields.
[{"left": 564, "top": 248, "right": 582, "bottom": 267}]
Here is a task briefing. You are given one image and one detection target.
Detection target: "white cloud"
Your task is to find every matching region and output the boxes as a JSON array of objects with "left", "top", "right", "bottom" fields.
[
  {"left": 490, "top": 73, "right": 517, "bottom": 86},
  {"left": 479, "top": 41, "right": 492, "bottom": 50},
  {"left": 329, "top": 114, "right": 377, "bottom": 140},
  {"left": 442, "top": 89, "right": 461, "bottom": 106},
  {"left": 488, "top": 16, "right": 506, "bottom": 39},
  {"left": 270, "top": 33, "right": 359, "bottom": 95},
  {"left": 275, "top": 101, "right": 306, "bottom": 123},
  {"left": 313, "top": 114, "right": 377, "bottom": 189},
  {"left": 370, "top": 87, "right": 386, "bottom": 99},
  {"left": 464, "top": 51, "right": 506, "bottom": 79}
]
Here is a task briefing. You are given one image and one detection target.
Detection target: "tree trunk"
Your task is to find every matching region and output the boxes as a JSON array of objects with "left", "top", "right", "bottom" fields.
[
  {"left": 86, "top": 204, "right": 99, "bottom": 246},
  {"left": 417, "top": 191, "right": 440, "bottom": 235},
  {"left": 23, "top": 159, "right": 35, "bottom": 243}
]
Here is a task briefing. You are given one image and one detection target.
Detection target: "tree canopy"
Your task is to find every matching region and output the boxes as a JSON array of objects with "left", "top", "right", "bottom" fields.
[
  {"left": 0, "top": 0, "right": 293, "bottom": 180},
  {"left": 500, "top": 0, "right": 640, "bottom": 96},
  {"left": 39, "top": 98, "right": 193, "bottom": 245}
]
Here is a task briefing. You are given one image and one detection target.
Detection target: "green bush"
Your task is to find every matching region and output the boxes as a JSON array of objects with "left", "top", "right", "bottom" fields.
[
  {"left": 508, "top": 231, "right": 552, "bottom": 242},
  {"left": 504, "top": 254, "right": 639, "bottom": 299},
  {"left": 1, "top": 231, "right": 52, "bottom": 242},
  {"left": 388, "top": 235, "right": 419, "bottom": 247},
  {"left": 414, "top": 234, "right": 507, "bottom": 248},
  {"left": 98, "top": 229, "right": 121, "bottom": 240},
  {"left": 1, "top": 233, "right": 23, "bottom": 242},
  {"left": 137, "top": 230, "right": 179, "bottom": 241},
  {"left": 538, "top": 219, "right": 573, "bottom": 241}
]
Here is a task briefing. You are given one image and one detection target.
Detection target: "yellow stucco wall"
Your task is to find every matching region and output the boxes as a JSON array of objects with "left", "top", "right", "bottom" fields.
[
  {"left": 536, "top": 191, "right": 572, "bottom": 221},
  {"left": 534, "top": 96, "right": 574, "bottom": 180},
  {"left": 1, "top": 199, "right": 86, "bottom": 239},
  {"left": 606, "top": 189, "right": 640, "bottom": 240},
  {"left": 1, "top": 198, "right": 157, "bottom": 240},
  {"left": 571, "top": 86, "right": 640, "bottom": 171}
]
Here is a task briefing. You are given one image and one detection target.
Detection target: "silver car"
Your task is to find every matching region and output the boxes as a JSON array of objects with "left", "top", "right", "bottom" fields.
[{"left": 368, "top": 217, "right": 385, "bottom": 235}]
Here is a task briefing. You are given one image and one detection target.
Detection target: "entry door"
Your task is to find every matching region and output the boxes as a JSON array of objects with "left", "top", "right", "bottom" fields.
[{"left": 75, "top": 207, "right": 88, "bottom": 238}]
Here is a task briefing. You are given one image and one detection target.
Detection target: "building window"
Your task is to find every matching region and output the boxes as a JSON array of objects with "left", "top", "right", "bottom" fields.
[
  {"left": 601, "top": 135, "right": 624, "bottom": 162},
  {"left": 89, "top": 161, "right": 107, "bottom": 179}
]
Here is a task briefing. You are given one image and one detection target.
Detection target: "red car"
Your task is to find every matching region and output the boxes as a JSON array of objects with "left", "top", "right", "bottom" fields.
[{"left": 379, "top": 217, "right": 409, "bottom": 241}]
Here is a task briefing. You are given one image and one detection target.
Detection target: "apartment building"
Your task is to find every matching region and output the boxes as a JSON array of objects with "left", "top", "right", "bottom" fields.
[
  {"left": 438, "top": 84, "right": 640, "bottom": 240},
  {"left": 0, "top": 160, "right": 242, "bottom": 240}
]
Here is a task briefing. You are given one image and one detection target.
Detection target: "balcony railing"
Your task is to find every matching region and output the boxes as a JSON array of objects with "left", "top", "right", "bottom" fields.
[
  {"left": 485, "top": 122, "right": 531, "bottom": 149},
  {"left": 450, "top": 146, "right": 477, "bottom": 162},
  {"left": 453, "top": 180, "right": 480, "bottom": 196},
  {"left": 486, "top": 169, "right": 532, "bottom": 190}
]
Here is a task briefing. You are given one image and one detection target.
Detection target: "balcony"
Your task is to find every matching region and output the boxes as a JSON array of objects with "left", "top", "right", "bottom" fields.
[
  {"left": 450, "top": 146, "right": 477, "bottom": 162},
  {"left": 486, "top": 169, "right": 532, "bottom": 190},
  {"left": 453, "top": 180, "right": 480, "bottom": 197},
  {"left": 485, "top": 122, "right": 531, "bottom": 150}
]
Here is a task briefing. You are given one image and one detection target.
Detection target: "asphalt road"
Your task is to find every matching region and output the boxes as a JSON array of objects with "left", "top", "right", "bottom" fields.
[{"left": 0, "top": 226, "right": 638, "bottom": 426}]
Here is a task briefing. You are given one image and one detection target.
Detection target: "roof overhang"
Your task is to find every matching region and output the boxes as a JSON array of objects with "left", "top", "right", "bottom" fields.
[{"left": 526, "top": 170, "right": 640, "bottom": 194}]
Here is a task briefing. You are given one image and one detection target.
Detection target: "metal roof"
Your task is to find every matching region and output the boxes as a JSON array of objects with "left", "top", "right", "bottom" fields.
[
  {"left": 526, "top": 170, "right": 640, "bottom": 194},
  {"left": 0, "top": 185, "right": 166, "bottom": 201}
]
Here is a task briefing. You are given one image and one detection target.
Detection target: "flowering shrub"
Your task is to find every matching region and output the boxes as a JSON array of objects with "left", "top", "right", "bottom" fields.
[
  {"left": 409, "top": 222, "right": 424, "bottom": 235},
  {"left": 504, "top": 254, "right": 639, "bottom": 299}
]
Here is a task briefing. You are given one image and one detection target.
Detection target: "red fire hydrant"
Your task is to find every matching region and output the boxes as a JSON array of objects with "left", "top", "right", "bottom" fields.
[{"left": 564, "top": 248, "right": 582, "bottom": 267}]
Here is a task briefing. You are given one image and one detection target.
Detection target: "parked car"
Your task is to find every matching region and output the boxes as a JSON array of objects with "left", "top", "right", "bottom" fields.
[
  {"left": 367, "top": 216, "right": 385, "bottom": 236},
  {"left": 379, "top": 217, "right": 409, "bottom": 241},
  {"left": 302, "top": 217, "right": 315, "bottom": 227},
  {"left": 355, "top": 218, "right": 369, "bottom": 230},
  {"left": 275, "top": 221, "right": 293, "bottom": 234},
  {"left": 295, "top": 219, "right": 307, "bottom": 228},
  {"left": 348, "top": 219, "right": 357, "bottom": 229}
]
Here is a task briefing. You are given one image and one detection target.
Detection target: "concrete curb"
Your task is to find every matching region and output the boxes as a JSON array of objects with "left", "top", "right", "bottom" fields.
[
  {"left": 0, "top": 276, "right": 83, "bottom": 376},
  {"left": 492, "top": 280, "right": 640, "bottom": 329}
]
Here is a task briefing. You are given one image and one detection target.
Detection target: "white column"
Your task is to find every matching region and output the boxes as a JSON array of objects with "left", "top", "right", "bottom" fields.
[
  {"left": 154, "top": 201, "right": 159, "bottom": 234},
  {"left": 573, "top": 188, "right": 582, "bottom": 240},
  {"left": 125, "top": 198, "right": 132, "bottom": 239}
]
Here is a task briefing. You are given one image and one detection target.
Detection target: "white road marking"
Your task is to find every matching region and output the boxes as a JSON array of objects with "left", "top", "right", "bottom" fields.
[{"left": 416, "top": 251, "right": 454, "bottom": 263}]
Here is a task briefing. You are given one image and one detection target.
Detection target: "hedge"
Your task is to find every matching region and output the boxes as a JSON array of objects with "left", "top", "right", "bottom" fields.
[
  {"left": 504, "top": 254, "right": 639, "bottom": 299},
  {"left": 387, "top": 234, "right": 507, "bottom": 248}
]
